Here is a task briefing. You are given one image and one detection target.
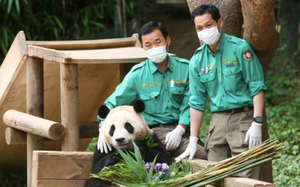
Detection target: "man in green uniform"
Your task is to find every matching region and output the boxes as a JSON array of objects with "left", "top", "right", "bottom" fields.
[
  {"left": 97, "top": 21, "right": 206, "bottom": 159},
  {"left": 176, "top": 5, "right": 267, "bottom": 179}
]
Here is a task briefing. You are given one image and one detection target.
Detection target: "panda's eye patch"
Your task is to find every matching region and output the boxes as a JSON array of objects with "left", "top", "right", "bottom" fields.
[
  {"left": 125, "top": 122, "right": 134, "bottom": 134},
  {"left": 109, "top": 124, "right": 116, "bottom": 136}
]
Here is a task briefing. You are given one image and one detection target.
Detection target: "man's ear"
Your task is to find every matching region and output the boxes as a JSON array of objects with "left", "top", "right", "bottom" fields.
[
  {"left": 218, "top": 18, "right": 224, "bottom": 31},
  {"left": 166, "top": 36, "right": 171, "bottom": 47}
]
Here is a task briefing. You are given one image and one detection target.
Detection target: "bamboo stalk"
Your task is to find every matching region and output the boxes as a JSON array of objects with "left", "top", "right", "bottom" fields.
[{"left": 160, "top": 140, "right": 284, "bottom": 187}]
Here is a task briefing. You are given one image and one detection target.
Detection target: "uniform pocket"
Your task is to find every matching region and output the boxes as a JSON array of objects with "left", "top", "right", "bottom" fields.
[
  {"left": 139, "top": 92, "right": 160, "bottom": 113},
  {"left": 238, "top": 110, "right": 253, "bottom": 147},
  {"left": 239, "top": 123, "right": 251, "bottom": 147},
  {"left": 204, "top": 124, "right": 215, "bottom": 151},
  {"left": 170, "top": 87, "right": 185, "bottom": 107},
  {"left": 224, "top": 66, "right": 240, "bottom": 92},
  {"left": 199, "top": 72, "right": 216, "bottom": 95}
]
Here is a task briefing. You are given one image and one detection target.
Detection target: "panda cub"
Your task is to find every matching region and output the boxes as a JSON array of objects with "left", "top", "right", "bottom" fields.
[{"left": 84, "top": 100, "right": 172, "bottom": 187}]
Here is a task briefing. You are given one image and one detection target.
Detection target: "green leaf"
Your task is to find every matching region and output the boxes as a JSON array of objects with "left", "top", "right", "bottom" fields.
[
  {"left": 15, "top": 0, "right": 20, "bottom": 13},
  {"left": 53, "top": 27, "right": 58, "bottom": 38},
  {"left": 7, "top": 0, "right": 13, "bottom": 14},
  {"left": 148, "top": 155, "right": 158, "bottom": 183},
  {"left": 53, "top": 16, "right": 64, "bottom": 30},
  {"left": 133, "top": 140, "right": 145, "bottom": 167},
  {"left": 89, "top": 21, "right": 106, "bottom": 29}
]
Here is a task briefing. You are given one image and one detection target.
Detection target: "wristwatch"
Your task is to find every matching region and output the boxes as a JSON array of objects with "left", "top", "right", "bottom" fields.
[{"left": 253, "top": 116, "right": 263, "bottom": 123}]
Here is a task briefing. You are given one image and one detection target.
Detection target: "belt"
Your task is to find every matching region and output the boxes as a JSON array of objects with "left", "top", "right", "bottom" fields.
[
  {"left": 214, "top": 106, "right": 253, "bottom": 115},
  {"left": 149, "top": 121, "right": 178, "bottom": 129}
]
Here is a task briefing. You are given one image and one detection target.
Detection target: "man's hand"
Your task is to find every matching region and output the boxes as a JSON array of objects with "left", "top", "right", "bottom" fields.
[
  {"left": 97, "top": 126, "right": 112, "bottom": 154},
  {"left": 245, "top": 122, "right": 262, "bottom": 149},
  {"left": 165, "top": 125, "right": 185, "bottom": 150},
  {"left": 175, "top": 136, "right": 199, "bottom": 162}
]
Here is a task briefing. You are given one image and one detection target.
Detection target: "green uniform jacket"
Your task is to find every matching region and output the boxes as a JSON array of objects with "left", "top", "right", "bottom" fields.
[
  {"left": 99, "top": 55, "right": 190, "bottom": 127},
  {"left": 189, "top": 33, "right": 268, "bottom": 112}
]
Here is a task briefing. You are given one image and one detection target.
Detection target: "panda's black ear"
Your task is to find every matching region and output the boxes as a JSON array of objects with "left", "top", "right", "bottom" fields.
[
  {"left": 98, "top": 105, "right": 110, "bottom": 118},
  {"left": 134, "top": 100, "right": 145, "bottom": 113}
]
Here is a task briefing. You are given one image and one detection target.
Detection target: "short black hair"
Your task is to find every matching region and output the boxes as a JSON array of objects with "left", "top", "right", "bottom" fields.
[
  {"left": 191, "top": 4, "right": 221, "bottom": 25},
  {"left": 138, "top": 21, "right": 168, "bottom": 44}
]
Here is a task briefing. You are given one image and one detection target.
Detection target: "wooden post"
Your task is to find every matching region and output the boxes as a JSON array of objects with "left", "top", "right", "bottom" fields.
[
  {"left": 60, "top": 63, "right": 79, "bottom": 151},
  {"left": 5, "top": 121, "right": 98, "bottom": 145},
  {"left": 27, "top": 56, "right": 44, "bottom": 187},
  {"left": 3, "top": 110, "right": 65, "bottom": 140}
]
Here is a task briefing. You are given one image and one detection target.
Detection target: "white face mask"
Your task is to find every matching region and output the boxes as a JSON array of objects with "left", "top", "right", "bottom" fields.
[
  {"left": 145, "top": 45, "right": 168, "bottom": 63},
  {"left": 197, "top": 25, "right": 221, "bottom": 45}
]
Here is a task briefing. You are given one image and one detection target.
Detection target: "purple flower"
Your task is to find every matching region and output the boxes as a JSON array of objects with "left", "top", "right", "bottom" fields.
[
  {"left": 146, "top": 162, "right": 170, "bottom": 177},
  {"left": 161, "top": 163, "right": 169, "bottom": 171},
  {"left": 146, "top": 162, "right": 153, "bottom": 172}
]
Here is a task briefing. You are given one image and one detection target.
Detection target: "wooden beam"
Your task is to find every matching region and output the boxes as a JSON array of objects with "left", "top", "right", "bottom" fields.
[
  {"left": 36, "top": 180, "right": 87, "bottom": 187},
  {"left": 26, "top": 56, "right": 44, "bottom": 187},
  {"left": 60, "top": 63, "right": 79, "bottom": 151},
  {"left": 32, "top": 150, "right": 92, "bottom": 187},
  {"left": 5, "top": 121, "right": 98, "bottom": 145},
  {"left": 27, "top": 45, "right": 148, "bottom": 64},
  {"left": 0, "top": 31, "right": 27, "bottom": 107},
  {"left": 32, "top": 151, "right": 275, "bottom": 187},
  {"left": 3, "top": 110, "right": 65, "bottom": 140},
  {"left": 26, "top": 36, "right": 137, "bottom": 50},
  {"left": 27, "top": 45, "right": 65, "bottom": 63},
  {"left": 5, "top": 127, "right": 26, "bottom": 145}
]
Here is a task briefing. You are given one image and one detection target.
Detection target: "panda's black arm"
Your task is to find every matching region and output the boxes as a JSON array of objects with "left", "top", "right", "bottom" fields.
[
  {"left": 132, "top": 133, "right": 172, "bottom": 165},
  {"left": 91, "top": 147, "right": 122, "bottom": 174}
]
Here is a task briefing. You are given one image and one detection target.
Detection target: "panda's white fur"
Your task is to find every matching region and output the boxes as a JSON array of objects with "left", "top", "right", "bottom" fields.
[{"left": 101, "top": 105, "right": 153, "bottom": 149}]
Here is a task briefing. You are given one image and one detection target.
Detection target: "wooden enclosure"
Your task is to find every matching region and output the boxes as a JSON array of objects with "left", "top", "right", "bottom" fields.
[
  {"left": 0, "top": 31, "right": 275, "bottom": 187},
  {"left": 32, "top": 150, "right": 275, "bottom": 187},
  {"left": 0, "top": 31, "right": 145, "bottom": 186}
]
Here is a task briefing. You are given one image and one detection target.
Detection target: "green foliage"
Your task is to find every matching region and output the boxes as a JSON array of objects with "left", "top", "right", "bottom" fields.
[
  {"left": 86, "top": 137, "right": 97, "bottom": 151},
  {"left": 143, "top": 133, "right": 159, "bottom": 148},
  {"left": 0, "top": 0, "right": 149, "bottom": 62},
  {"left": 0, "top": 169, "right": 26, "bottom": 187},
  {"left": 91, "top": 140, "right": 192, "bottom": 186},
  {"left": 198, "top": 101, "right": 212, "bottom": 141},
  {"left": 265, "top": 37, "right": 300, "bottom": 186}
]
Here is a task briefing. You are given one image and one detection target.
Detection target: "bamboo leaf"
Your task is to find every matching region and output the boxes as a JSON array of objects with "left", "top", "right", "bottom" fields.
[
  {"left": 15, "top": 0, "right": 20, "bottom": 13},
  {"left": 53, "top": 27, "right": 58, "bottom": 38},
  {"left": 7, "top": 0, "right": 13, "bottom": 13},
  {"left": 53, "top": 16, "right": 64, "bottom": 30},
  {"left": 89, "top": 21, "right": 106, "bottom": 29}
]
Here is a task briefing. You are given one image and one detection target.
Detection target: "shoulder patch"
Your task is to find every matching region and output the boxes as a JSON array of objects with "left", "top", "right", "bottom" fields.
[
  {"left": 131, "top": 61, "right": 146, "bottom": 72},
  {"left": 175, "top": 57, "right": 189, "bottom": 64},
  {"left": 243, "top": 49, "right": 253, "bottom": 61}
]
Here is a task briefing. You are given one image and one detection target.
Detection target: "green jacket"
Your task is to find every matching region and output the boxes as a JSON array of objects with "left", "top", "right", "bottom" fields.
[
  {"left": 99, "top": 55, "right": 190, "bottom": 127},
  {"left": 189, "top": 33, "right": 267, "bottom": 112}
]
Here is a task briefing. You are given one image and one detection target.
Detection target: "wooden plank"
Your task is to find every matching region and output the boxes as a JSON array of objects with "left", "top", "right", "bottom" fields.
[
  {"left": 27, "top": 45, "right": 65, "bottom": 63},
  {"left": 36, "top": 180, "right": 87, "bottom": 187},
  {"left": 27, "top": 56, "right": 44, "bottom": 187},
  {"left": 0, "top": 31, "right": 27, "bottom": 107},
  {"left": 32, "top": 151, "right": 93, "bottom": 180},
  {"left": 27, "top": 37, "right": 137, "bottom": 50},
  {"left": 60, "top": 64, "right": 79, "bottom": 151},
  {"left": 27, "top": 45, "right": 148, "bottom": 64}
]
